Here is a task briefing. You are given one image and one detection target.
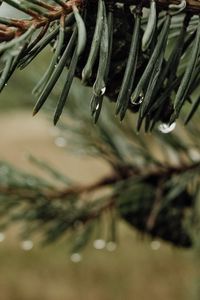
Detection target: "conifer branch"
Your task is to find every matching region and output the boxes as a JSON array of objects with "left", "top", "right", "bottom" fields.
[
  {"left": 1, "top": 160, "right": 199, "bottom": 200},
  {"left": 1, "top": 1, "right": 199, "bottom": 42},
  {"left": 0, "top": 0, "right": 200, "bottom": 127},
  {"left": 142, "top": 0, "right": 200, "bottom": 14},
  {"left": 0, "top": 0, "right": 82, "bottom": 41}
]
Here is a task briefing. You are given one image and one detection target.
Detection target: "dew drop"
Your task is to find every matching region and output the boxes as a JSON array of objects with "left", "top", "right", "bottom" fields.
[
  {"left": 188, "top": 148, "right": 200, "bottom": 162},
  {"left": 158, "top": 122, "right": 176, "bottom": 134},
  {"left": 132, "top": 92, "right": 144, "bottom": 105},
  {"left": 100, "top": 87, "right": 106, "bottom": 96},
  {"left": 54, "top": 136, "right": 66, "bottom": 148},
  {"left": 93, "top": 239, "right": 106, "bottom": 250},
  {"left": 0, "top": 232, "right": 5, "bottom": 242},
  {"left": 106, "top": 241, "right": 117, "bottom": 252},
  {"left": 21, "top": 240, "right": 33, "bottom": 251},
  {"left": 150, "top": 240, "right": 161, "bottom": 250},
  {"left": 70, "top": 253, "right": 82, "bottom": 263}
]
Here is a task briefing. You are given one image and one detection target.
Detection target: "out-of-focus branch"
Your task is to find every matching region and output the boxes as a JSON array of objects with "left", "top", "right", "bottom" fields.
[{"left": 1, "top": 161, "right": 199, "bottom": 201}]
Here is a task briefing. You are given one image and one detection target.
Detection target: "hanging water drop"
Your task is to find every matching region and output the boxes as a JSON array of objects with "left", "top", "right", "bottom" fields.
[
  {"left": 106, "top": 241, "right": 117, "bottom": 252},
  {"left": 188, "top": 148, "right": 200, "bottom": 162},
  {"left": 158, "top": 122, "right": 176, "bottom": 134},
  {"left": 100, "top": 86, "right": 106, "bottom": 96},
  {"left": 54, "top": 136, "right": 66, "bottom": 148},
  {"left": 132, "top": 92, "right": 144, "bottom": 105},
  {"left": 93, "top": 239, "right": 106, "bottom": 250},
  {"left": 21, "top": 240, "right": 34, "bottom": 251},
  {"left": 150, "top": 240, "right": 161, "bottom": 250},
  {"left": 70, "top": 253, "right": 82, "bottom": 263},
  {"left": 0, "top": 232, "right": 5, "bottom": 242}
]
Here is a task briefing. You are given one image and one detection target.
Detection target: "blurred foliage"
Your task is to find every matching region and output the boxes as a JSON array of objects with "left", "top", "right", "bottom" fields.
[{"left": 1, "top": 74, "right": 200, "bottom": 254}]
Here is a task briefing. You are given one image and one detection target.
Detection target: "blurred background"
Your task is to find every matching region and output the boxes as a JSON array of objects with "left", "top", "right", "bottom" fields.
[{"left": 0, "top": 3, "right": 198, "bottom": 300}]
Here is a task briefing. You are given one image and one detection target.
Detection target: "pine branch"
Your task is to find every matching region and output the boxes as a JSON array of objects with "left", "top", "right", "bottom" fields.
[
  {"left": 0, "top": 0, "right": 81, "bottom": 41},
  {"left": 0, "top": 136, "right": 199, "bottom": 248},
  {"left": 142, "top": 0, "right": 200, "bottom": 13},
  {"left": 1, "top": 1, "right": 199, "bottom": 41},
  {"left": 0, "top": 0, "right": 200, "bottom": 128},
  {"left": 1, "top": 160, "right": 199, "bottom": 200},
  {"left": 90, "top": 0, "right": 200, "bottom": 13}
]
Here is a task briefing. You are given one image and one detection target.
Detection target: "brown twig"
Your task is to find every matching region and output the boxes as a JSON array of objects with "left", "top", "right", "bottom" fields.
[
  {"left": 0, "top": 0, "right": 82, "bottom": 41},
  {"left": 0, "top": 161, "right": 199, "bottom": 201},
  {"left": 1, "top": 0, "right": 200, "bottom": 42}
]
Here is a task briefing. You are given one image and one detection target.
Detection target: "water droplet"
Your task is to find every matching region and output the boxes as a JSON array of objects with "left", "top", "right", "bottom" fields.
[
  {"left": 93, "top": 239, "right": 106, "bottom": 250},
  {"left": 0, "top": 232, "right": 5, "bottom": 242},
  {"left": 132, "top": 92, "right": 144, "bottom": 105},
  {"left": 150, "top": 240, "right": 161, "bottom": 250},
  {"left": 70, "top": 253, "right": 82, "bottom": 263},
  {"left": 54, "top": 137, "right": 66, "bottom": 148},
  {"left": 188, "top": 148, "right": 200, "bottom": 162},
  {"left": 21, "top": 240, "right": 34, "bottom": 251},
  {"left": 106, "top": 241, "right": 117, "bottom": 252},
  {"left": 5, "top": 83, "right": 8, "bottom": 87},
  {"left": 96, "top": 103, "right": 100, "bottom": 111},
  {"left": 158, "top": 122, "right": 176, "bottom": 134},
  {"left": 100, "top": 87, "right": 106, "bottom": 96}
]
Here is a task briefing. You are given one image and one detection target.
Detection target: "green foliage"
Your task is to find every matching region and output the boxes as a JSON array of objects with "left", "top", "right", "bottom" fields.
[{"left": 0, "top": 0, "right": 199, "bottom": 128}]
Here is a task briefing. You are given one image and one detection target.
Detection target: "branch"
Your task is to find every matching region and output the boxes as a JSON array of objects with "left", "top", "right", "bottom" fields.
[
  {"left": 1, "top": 161, "right": 199, "bottom": 200},
  {"left": 0, "top": 141, "right": 199, "bottom": 246},
  {"left": 140, "top": 0, "right": 200, "bottom": 14},
  {"left": 53, "top": 160, "right": 200, "bottom": 198},
  {"left": 1, "top": 0, "right": 200, "bottom": 127},
  {"left": 0, "top": 0, "right": 82, "bottom": 40}
]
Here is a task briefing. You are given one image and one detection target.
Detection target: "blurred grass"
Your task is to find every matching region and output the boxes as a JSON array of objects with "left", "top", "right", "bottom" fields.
[
  {"left": 0, "top": 48, "right": 198, "bottom": 300},
  {"left": 0, "top": 224, "right": 196, "bottom": 300}
]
